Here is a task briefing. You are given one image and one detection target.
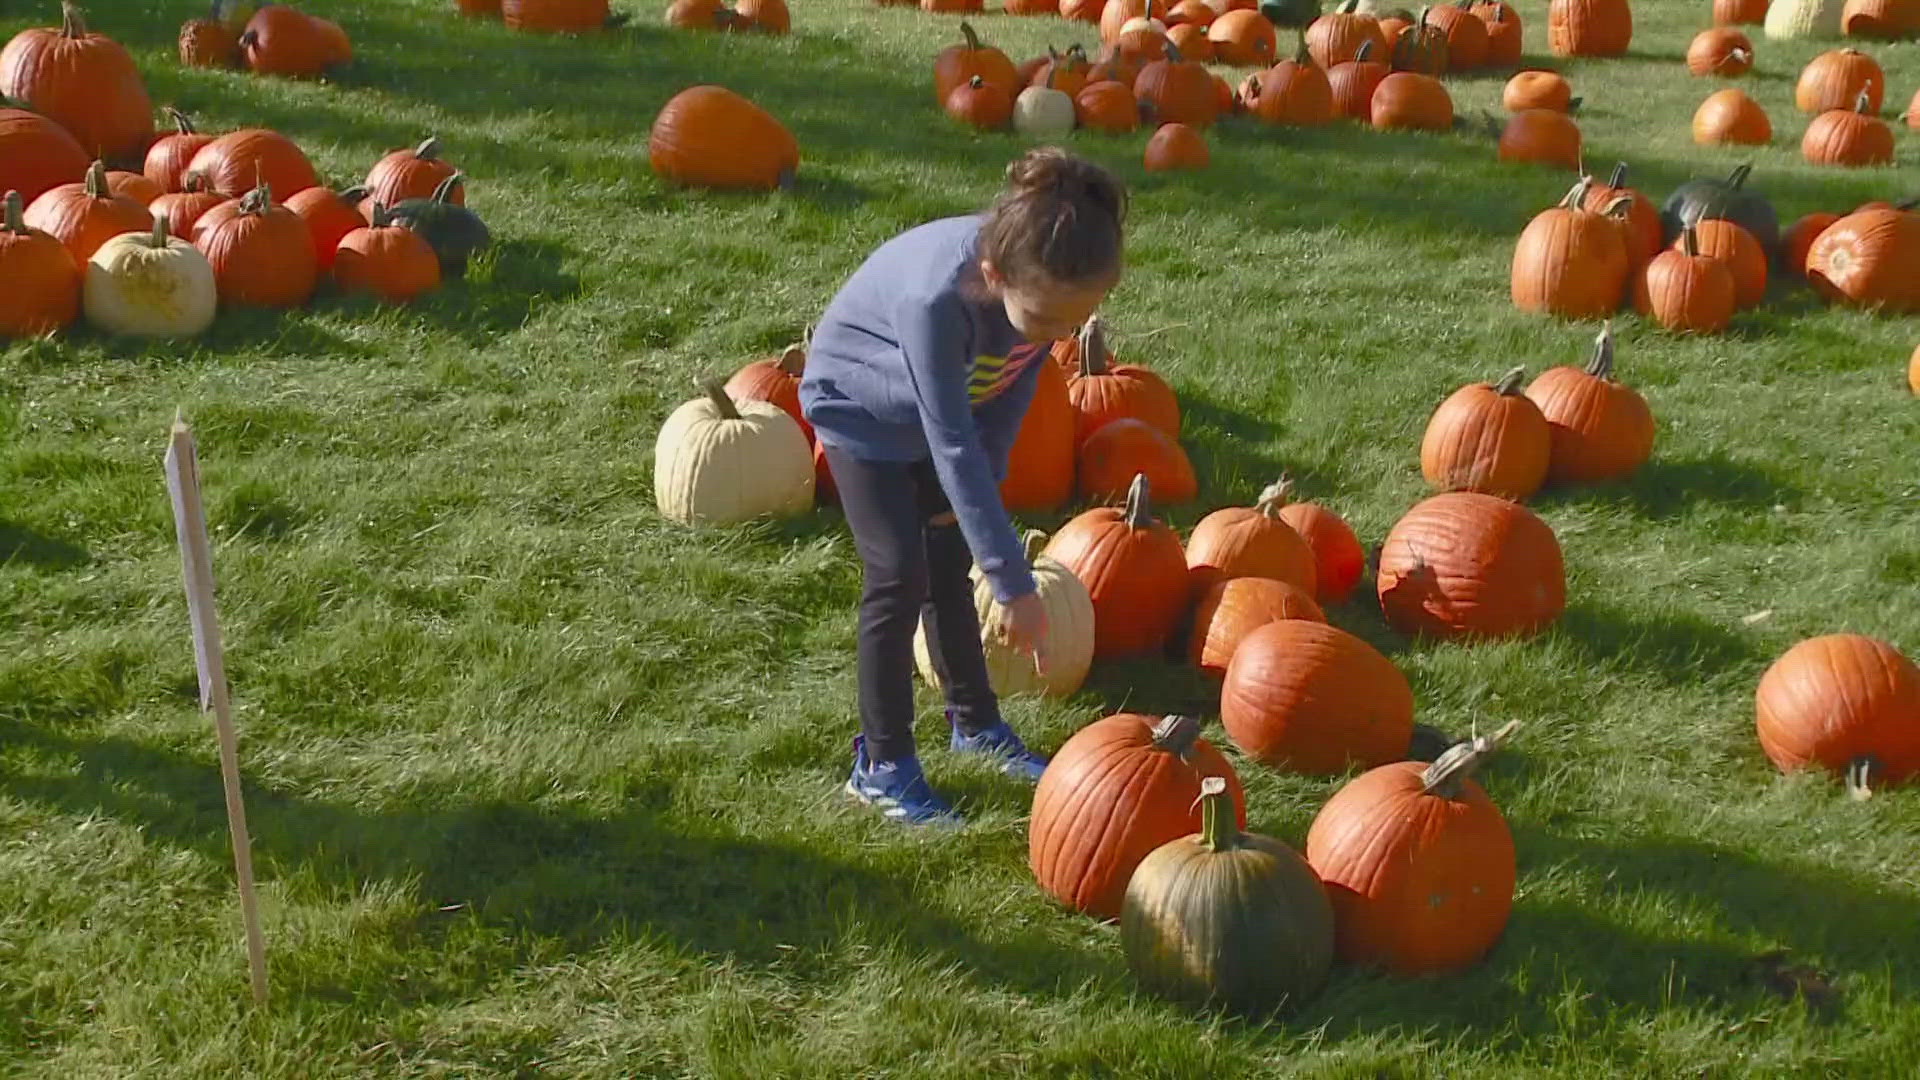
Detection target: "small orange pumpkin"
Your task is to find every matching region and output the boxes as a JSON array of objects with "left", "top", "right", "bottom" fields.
[
  {"left": 1189, "top": 576, "right": 1324, "bottom": 679},
  {"left": 1802, "top": 90, "right": 1896, "bottom": 168},
  {"left": 283, "top": 185, "right": 369, "bottom": 274},
  {"left": 192, "top": 182, "right": 319, "bottom": 308},
  {"left": 0, "top": 188, "right": 81, "bottom": 338},
  {"left": 1418, "top": 366, "right": 1552, "bottom": 501},
  {"left": 1185, "top": 478, "right": 1319, "bottom": 598},
  {"left": 1795, "top": 48, "right": 1884, "bottom": 115},
  {"left": 1503, "top": 70, "right": 1573, "bottom": 113},
  {"left": 1692, "top": 88, "right": 1772, "bottom": 146},
  {"left": 1686, "top": 218, "right": 1767, "bottom": 308},
  {"left": 1523, "top": 322, "right": 1656, "bottom": 482},
  {"left": 334, "top": 204, "right": 441, "bottom": 303},
  {"left": 1078, "top": 418, "right": 1198, "bottom": 504},
  {"left": 1686, "top": 28, "right": 1753, "bottom": 77},
  {"left": 1634, "top": 229, "right": 1736, "bottom": 335},
  {"left": 22, "top": 160, "right": 153, "bottom": 265},
  {"left": 1371, "top": 71, "right": 1453, "bottom": 131},
  {"left": 1208, "top": 9, "right": 1277, "bottom": 66},
  {"left": 1145, "top": 123, "right": 1208, "bottom": 171},
  {"left": 1076, "top": 81, "right": 1142, "bottom": 132},
  {"left": 1497, "top": 109, "right": 1582, "bottom": 169}
]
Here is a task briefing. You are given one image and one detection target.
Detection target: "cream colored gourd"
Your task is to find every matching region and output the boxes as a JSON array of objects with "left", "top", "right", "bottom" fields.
[
  {"left": 653, "top": 383, "right": 814, "bottom": 525},
  {"left": 1014, "top": 82, "right": 1078, "bottom": 139},
  {"left": 83, "top": 215, "right": 217, "bottom": 338},
  {"left": 1766, "top": 0, "right": 1845, "bottom": 37},
  {"left": 914, "top": 530, "right": 1096, "bottom": 698}
]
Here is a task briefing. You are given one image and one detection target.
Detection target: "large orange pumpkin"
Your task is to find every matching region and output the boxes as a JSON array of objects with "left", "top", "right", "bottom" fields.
[
  {"left": 1795, "top": 48, "right": 1884, "bottom": 115},
  {"left": 933, "top": 21, "right": 1018, "bottom": 104},
  {"left": 1714, "top": 0, "right": 1769, "bottom": 24},
  {"left": 0, "top": 108, "right": 89, "bottom": 207},
  {"left": 1841, "top": 0, "right": 1920, "bottom": 37},
  {"left": 183, "top": 129, "right": 319, "bottom": 202},
  {"left": 142, "top": 110, "right": 216, "bottom": 195},
  {"left": 1029, "top": 713, "right": 1248, "bottom": 921},
  {"left": 1376, "top": 491, "right": 1565, "bottom": 640},
  {"left": 1581, "top": 162, "right": 1663, "bottom": 269},
  {"left": 1547, "top": 0, "right": 1631, "bottom": 57},
  {"left": 1502, "top": 70, "right": 1573, "bottom": 113},
  {"left": 1511, "top": 177, "right": 1631, "bottom": 319},
  {"left": 1427, "top": 1, "right": 1490, "bottom": 69},
  {"left": 192, "top": 182, "right": 319, "bottom": 308},
  {"left": 1419, "top": 367, "right": 1552, "bottom": 501},
  {"left": 1371, "top": 71, "right": 1453, "bottom": 131},
  {"left": 649, "top": 86, "right": 798, "bottom": 192},
  {"left": 1756, "top": 635, "right": 1920, "bottom": 789},
  {"left": 239, "top": 4, "right": 334, "bottom": 78},
  {"left": 1306, "top": 1, "right": 1387, "bottom": 67},
  {"left": 1059, "top": 315, "right": 1181, "bottom": 447},
  {"left": 1220, "top": 619, "right": 1414, "bottom": 773},
  {"left": 1000, "top": 353, "right": 1076, "bottom": 512},
  {"left": 23, "top": 160, "right": 151, "bottom": 265},
  {"left": 1802, "top": 91, "right": 1896, "bottom": 168},
  {"left": 0, "top": 188, "right": 81, "bottom": 338},
  {"left": 1077, "top": 418, "right": 1198, "bottom": 504},
  {"left": 724, "top": 340, "right": 812, "bottom": 444},
  {"left": 1686, "top": 28, "right": 1753, "bottom": 77},
  {"left": 1634, "top": 226, "right": 1737, "bottom": 335},
  {"left": 1189, "top": 576, "right": 1325, "bottom": 679},
  {"left": 1496, "top": 109, "right": 1582, "bottom": 170},
  {"left": 1523, "top": 322, "right": 1655, "bottom": 482},
  {"left": 1240, "top": 52, "right": 1334, "bottom": 126},
  {"left": 1185, "top": 478, "right": 1319, "bottom": 598},
  {"left": 1044, "top": 473, "right": 1191, "bottom": 657},
  {"left": 1474, "top": 1, "right": 1523, "bottom": 67},
  {"left": 1134, "top": 47, "right": 1221, "bottom": 127},
  {"left": 1328, "top": 40, "right": 1391, "bottom": 120},
  {"left": 283, "top": 185, "right": 367, "bottom": 274},
  {"left": 0, "top": 3, "right": 154, "bottom": 166},
  {"left": 1306, "top": 723, "right": 1518, "bottom": 974},
  {"left": 1076, "top": 80, "right": 1142, "bottom": 133},
  {"left": 1806, "top": 208, "right": 1920, "bottom": 312}
]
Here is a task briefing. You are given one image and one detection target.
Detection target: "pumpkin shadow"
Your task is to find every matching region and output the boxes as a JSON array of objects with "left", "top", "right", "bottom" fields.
[
  {"left": 0, "top": 715, "right": 1123, "bottom": 1003},
  {"left": 386, "top": 237, "right": 585, "bottom": 344},
  {"left": 0, "top": 520, "right": 92, "bottom": 573},
  {"left": 1533, "top": 452, "right": 1804, "bottom": 520},
  {"left": 65, "top": 307, "right": 379, "bottom": 364},
  {"left": 1552, "top": 601, "right": 1766, "bottom": 688},
  {"left": 1082, "top": 654, "right": 1222, "bottom": 720}
]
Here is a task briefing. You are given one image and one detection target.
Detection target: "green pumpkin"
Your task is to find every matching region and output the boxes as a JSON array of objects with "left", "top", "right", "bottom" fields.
[
  {"left": 1259, "top": 0, "right": 1323, "bottom": 28},
  {"left": 1660, "top": 163, "right": 1779, "bottom": 257},
  {"left": 1121, "top": 777, "right": 1335, "bottom": 1014},
  {"left": 387, "top": 173, "right": 490, "bottom": 278}
]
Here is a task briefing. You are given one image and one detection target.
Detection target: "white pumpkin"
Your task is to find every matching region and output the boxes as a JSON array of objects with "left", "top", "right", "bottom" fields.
[
  {"left": 1013, "top": 84, "right": 1078, "bottom": 139},
  {"left": 83, "top": 215, "right": 217, "bottom": 338},
  {"left": 914, "top": 531, "right": 1097, "bottom": 698},
  {"left": 1766, "top": 0, "right": 1845, "bottom": 38},
  {"left": 653, "top": 383, "right": 813, "bottom": 525}
]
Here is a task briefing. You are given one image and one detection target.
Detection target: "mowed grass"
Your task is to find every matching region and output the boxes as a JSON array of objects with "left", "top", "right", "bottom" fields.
[{"left": 4, "top": 0, "right": 1920, "bottom": 1074}]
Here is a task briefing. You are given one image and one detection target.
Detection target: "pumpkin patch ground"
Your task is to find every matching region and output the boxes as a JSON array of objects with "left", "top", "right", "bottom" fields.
[{"left": 3, "top": 0, "right": 1920, "bottom": 1073}]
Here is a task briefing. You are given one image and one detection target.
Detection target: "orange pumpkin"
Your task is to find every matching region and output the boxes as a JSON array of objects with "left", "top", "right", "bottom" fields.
[
  {"left": 178, "top": 14, "right": 238, "bottom": 69},
  {"left": 1388, "top": 9, "right": 1449, "bottom": 73},
  {"left": 240, "top": 5, "right": 334, "bottom": 79},
  {"left": 1427, "top": 1, "right": 1490, "bottom": 70},
  {"left": 945, "top": 75, "right": 1015, "bottom": 129},
  {"left": 1306, "top": 1, "right": 1387, "bottom": 68},
  {"left": 1713, "top": 0, "right": 1768, "bottom": 24},
  {"left": 1909, "top": 341, "right": 1920, "bottom": 394},
  {"left": 22, "top": 160, "right": 152, "bottom": 265},
  {"left": 1165, "top": 22, "right": 1214, "bottom": 61},
  {"left": 1802, "top": 91, "right": 1896, "bottom": 168},
  {"left": 1686, "top": 218, "right": 1767, "bottom": 308},
  {"left": 1686, "top": 28, "right": 1753, "bottom": 77},
  {"left": 1756, "top": 635, "right": 1920, "bottom": 787},
  {"left": 1101, "top": 0, "right": 1159, "bottom": 42},
  {"left": 282, "top": 184, "right": 367, "bottom": 273},
  {"left": 1795, "top": 49, "right": 1884, "bottom": 115},
  {"left": 192, "top": 182, "right": 319, "bottom": 308},
  {"left": 1371, "top": 71, "right": 1453, "bottom": 131},
  {"left": 649, "top": 86, "right": 799, "bottom": 190},
  {"left": 1274, "top": 488, "right": 1366, "bottom": 603},
  {"left": 1220, "top": 619, "right": 1414, "bottom": 773},
  {"left": 1328, "top": 40, "right": 1391, "bottom": 120},
  {"left": 1376, "top": 491, "right": 1565, "bottom": 640},
  {"left": 0, "top": 108, "right": 89, "bottom": 207},
  {"left": 1208, "top": 9, "right": 1277, "bottom": 66},
  {"left": 1581, "top": 162, "right": 1663, "bottom": 268},
  {"left": 1044, "top": 474, "right": 1192, "bottom": 657},
  {"left": 1497, "top": 109, "right": 1582, "bottom": 169},
  {"left": 1078, "top": 418, "right": 1198, "bottom": 504},
  {"left": 1186, "top": 477, "right": 1319, "bottom": 598},
  {"left": 334, "top": 205, "right": 441, "bottom": 304},
  {"left": 1076, "top": 81, "right": 1142, "bottom": 133},
  {"left": 724, "top": 340, "right": 812, "bottom": 444},
  {"left": 0, "top": 3, "right": 154, "bottom": 165},
  {"left": 666, "top": 0, "right": 738, "bottom": 28},
  {"left": 1523, "top": 322, "right": 1656, "bottom": 481},
  {"left": 1241, "top": 53, "right": 1334, "bottom": 126},
  {"left": 1166, "top": 0, "right": 1217, "bottom": 26},
  {"left": 1806, "top": 208, "right": 1920, "bottom": 312},
  {"left": 1419, "top": 367, "right": 1551, "bottom": 500},
  {"left": 1032, "top": 45, "right": 1093, "bottom": 98},
  {"left": 184, "top": 129, "right": 319, "bottom": 202},
  {"left": 1841, "top": 0, "right": 1920, "bottom": 37},
  {"left": 1692, "top": 87, "right": 1772, "bottom": 145},
  {"left": 0, "top": 188, "right": 81, "bottom": 338},
  {"left": 1635, "top": 228, "right": 1736, "bottom": 334},
  {"left": 736, "top": 0, "right": 789, "bottom": 31},
  {"left": 1473, "top": 1, "right": 1523, "bottom": 67},
  {"left": 104, "top": 170, "right": 163, "bottom": 208},
  {"left": 1058, "top": 315, "right": 1181, "bottom": 446},
  {"left": 143, "top": 110, "right": 216, "bottom": 194},
  {"left": 148, "top": 183, "right": 227, "bottom": 244},
  {"left": 1061, "top": 0, "right": 1107, "bottom": 23},
  {"left": 1189, "top": 576, "right": 1325, "bottom": 678},
  {"left": 1782, "top": 212, "right": 1841, "bottom": 277},
  {"left": 1547, "top": 0, "right": 1631, "bottom": 58},
  {"left": 933, "top": 22, "right": 1018, "bottom": 104},
  {"left": 1511, "top": 178, "right": 1632, "bottom": 319},
  {"left": 363, "top": 137, "right": 463, "bottom": 209},
  {"left": 1503, "top": 70, "right": 1573, "bottom": 113},
  {"left": 999, "top": 353, "right": 1075, "bottom": 512},
  {"left": 1134, "top": 47, "right": 1220, "bottom": 127}
]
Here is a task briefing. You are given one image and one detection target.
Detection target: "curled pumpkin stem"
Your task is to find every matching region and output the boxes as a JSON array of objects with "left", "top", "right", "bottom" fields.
[
  {"left": 1492, "top": 365, "right": 1528, "bottom": 395},
  {"left": 1420, "top": 720, "right": 1519, "bottom": 799},
  {"left": 1255, "top": 475, "right": 1294, "bottom": 518},
  {"left": 1123, "top": 471, "right": 1154, "bottom": 527},
  {"left": 702, "top": 380, "right": 741, "bottom": 420},
  {"left": 1149, "top": 714, "right": 1201, "bottom": 759},
  {"left": 1587, "top": 320, "right": 1616, "bottom": 378}
]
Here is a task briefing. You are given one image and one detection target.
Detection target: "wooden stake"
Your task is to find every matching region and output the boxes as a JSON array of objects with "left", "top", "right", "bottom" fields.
[{"left": 164, "top": 413, "right": 269, "bottom": 1006}]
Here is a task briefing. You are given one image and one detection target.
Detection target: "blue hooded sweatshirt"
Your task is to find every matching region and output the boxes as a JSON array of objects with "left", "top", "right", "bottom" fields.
[{"left": 800, "top": 216, "right": 1044, "bottom": 603}]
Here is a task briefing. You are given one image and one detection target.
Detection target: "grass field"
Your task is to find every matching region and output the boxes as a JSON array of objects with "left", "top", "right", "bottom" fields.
[{"left": 4, "top": 0, "right": 1920, "bottom": 1074}]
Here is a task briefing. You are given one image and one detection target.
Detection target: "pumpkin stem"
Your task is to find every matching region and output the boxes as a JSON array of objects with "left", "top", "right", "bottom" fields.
[
  {"left": 430, "top": 173, "right": 465, "bottom": 205},
  {"left": 1354, "top": 39, "right": 1374, "bottom": 63},
  {"left": 774, "top": 343, "right": 807, "bottom": 375},
  {"left": 1845, "top": 755, "right": 1879, "bottom": 801},
  {"left": 370, "top": 202, "right": 393, "bottom": 227},
  {"left": 1076, "top": 315, "right": 1111, "bottom": 377},
  {"left": 1853, "top": 88, "right": 1872, "bottom": 115},
  {"left": 1419, "top": 720, "right": 1518, "bottom": 799},
  {"left": 341, "top": 184, "right": 370, "bottom": 204},
  {"left": 1165, "top": 40, "right": 1185, "bottom": 65},
  {"left": 1021, "top": 529, "right": 1050, "bottom": 562},
  {"left": 1194, "top": 776, "right": 1239, "bottom": 853},
  {"left": 1680, "top": 222, "right": 1700, "bottom": 258},
  {"left": 1599, "top": 194, "right": 1635, "bottom": 222},
  {"left": 414, "top": 136, "right": 442, "bottom": 160},
  {"left": 1492, "top": 366, "right": 1527, "bottom": 395},
  {"left": 60, "top": 1, "right": 86, "bottom": 38},
  {"left": 1123, "top": 471, "right": 1154, "bottom": 528},
  {"left": 703, "top": 381, "right": 741, "bottom": 420},
  {"left": 1255, "top": 475, "right": 1294, "bottom": 518},
  {"left": 960, "top": 20, "right": 982, "bottom": 52},
  {"left": 149, "top": 212, "right": 170, "bottom": 248},
  {"left": 1294, "top": 30, "right": 1312, "bottom": 65},
  {"left": 1725, "top": 163, "right": 1752, "bottom": 192},
  {"left": 1557, "top": 177, "right": 1593, "bottom": 211},
  {"left": 1148, "top": 714, "right": 1201, "bottom": 758},
  {"left": 2, "top": 190, "right": 24, "bottom": 234},
  {"left": 166, "top": 107, "right": 196, "bottom": 136},
  {"left": 1585, "top": 320, "right": 1615, "bottom": 379},
  {"left": 1604, "top": 161, "right": 1627, "bottom": 190},
  {"left": 83, "top": 160, "right": 108, "bottom": 199}
]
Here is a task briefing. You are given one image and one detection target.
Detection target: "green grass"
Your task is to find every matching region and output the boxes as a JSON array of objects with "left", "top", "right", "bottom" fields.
[{"left": 4, "top": 0, "right": 1920, "bottom": 1074}]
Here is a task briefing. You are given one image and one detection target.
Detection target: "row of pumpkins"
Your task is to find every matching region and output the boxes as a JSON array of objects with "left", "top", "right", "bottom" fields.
[
  {"left": 177, "top": 1, "right": 353, "bottom": 79},
  {"left": 0, "top": 111, "right": 491, "bottom": 338},
  {"left": 1686, "top": 39, "right": 1919, "bottom": 160}
]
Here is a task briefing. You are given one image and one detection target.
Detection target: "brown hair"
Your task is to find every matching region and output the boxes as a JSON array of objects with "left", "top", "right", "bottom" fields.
[{"left": 978, "top": 147, "right": 1127, "bottom": 291}]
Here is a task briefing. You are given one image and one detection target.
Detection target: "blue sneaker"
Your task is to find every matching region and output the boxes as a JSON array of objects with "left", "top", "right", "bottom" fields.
[
  {"left": 949, "top": 718, "right": 1049, "bottom": 782},
  {"left": 845, "top": 736, "right": 962, "bottom": 827}
]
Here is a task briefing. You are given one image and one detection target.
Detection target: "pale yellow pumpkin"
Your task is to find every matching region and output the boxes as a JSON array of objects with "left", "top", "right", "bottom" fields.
[
  {"left": 83, "top": 215, "right": 217, "bottom": 338},
  {"left": 914, "top": 530, "right": 1097, "bottom": 698},
  {"left": 1013, "top": 85, "right": 1078, "bottom": 139},
  {"left": 1766, "top": 0, "right": 1845, "bottom": 38},
  {"left": 653, "top": 383, "right": 813, "bottom": 525}
]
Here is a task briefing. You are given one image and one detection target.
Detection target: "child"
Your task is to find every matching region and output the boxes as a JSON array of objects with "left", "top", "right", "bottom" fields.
[{"left": 801, "top": 148, "right": 1127, "bottom": 827}]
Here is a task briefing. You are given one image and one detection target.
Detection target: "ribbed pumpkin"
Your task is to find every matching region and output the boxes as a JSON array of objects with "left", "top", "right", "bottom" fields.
[
  {"left": 1688, "top": 218, "right": 1768, "bottom": 307},
  {"left": 1635, "top": 226, "right": 1737, "bottom": 334},
  {"left": 1756, "top": 635, "right": 1920, "bottom": 788},
  {"left": 1079, "top": 418, "right": 1198, "bottom": 504},
  {"left": 1766, "top": 0, "right": 1846, "bottom": 39},
  {"left": 1060, "top": 315, "right": 1181, "bottom": 447},
  {"left": 179, "top": 9, "right": 240, "bottom": 69},
  {"left": 1578, "top": 163, "right": 1662, "bottom": 269},
  {"left": 0, "top": 108, "right": 88, "bottom": 207},
  {"left": 1276, "top": 489, "right": 1365, "bottom": 603},
  {"left": 0, "top": 189, "right": 81, "bottom": 338},
  {"left": 282, "top": 185, "right": 367, "bottom": 273},
  {"left": 1419, "top": 367, "right": 1551, "bottom": 501},
  {"left": 1166, "top": 23, "right": 1215, "bottom": 61},
  {"left": 1806, "top": 207, "right": 1920, "bottom": 311},
  {"left": 184, "top": 129, "right": 318, "bottom": 202},
  {"left": 363, "top": 137, "right": 462, "bottom": 209},
  {"left": 1189, "top": 576, "right": 1325, "bottom": 678},
  {"left": 82, "top": 214, "right": 216, "bottom": 338},
  {"left": 192, "top": 183, "right": 318, "bottom": 308},
  {"left": 23, "top": 161, "right": 152, "bottom": 265},
  {"left": 1306, "top": 723, "right": 1518, "bottom": 975},
  {"left": 239, "top": 5, "right": 333, "bottom": 78},
  {"left": 1715, "top": 0, "right": 1770, "bottom": 23},
  {"left": 143, "top": 110, "right": 216, "bottom": 194},
  {"left": 1474, "top": 1, "right": 1522, "bottom": 66},
  {"left": 1511, "top": 178, "right": 1631, "bottom": 319},
  {"left": 914, "top": 531, "right": 1097, "bottom": 698},
  {"left": 1547, "top": 0, "right": 1632, "bottom": 57},
  {"left": 1135, "top": 45, "right": 1221, "bottom": 126},
  {"left": 1145, "top": 121, "right": 1210, "bottom": 170},
  {"left": 1371, "top": 71, "right": 1453, "bottom": 131},
  {"left": 1186, "top": 478, "right": 1319, "bottom": 598},
  {"left": 1220, "top": 619, "right": 1414, "bottom": 773},
  {"left": 1376, "top": 491, "right": 1565, "bottom": 639},
  {"left": 104, "top": 171, "right": 163, "bottom": 209},
  {"left": 1030, "top": 713, "right": 1248, "bottom": 921},
  {"left": 1122, "top": 776, "right": 1335, "bottom": 1013},
  {"left": 1387, "top": 9, "right": 1448, "bottom": 73},
  {"left": 1427, "top": 0, "right": 1490, "bottom": 69},
  {"left": 1329, "top": 40, "right": 1391, "bottom": 118},
  {"left": 1241, "top": 51, "right": 1335, "bottom": 126},
  {"left": 1795, "top": 48, "right": 1884, "bottom": 114},
  {"left": 1842, "top": 0, "right": 1919, "bottom": 35},
  {"left": 654, "top": 383, "right": 814, "bottom": 524},
  {"left": 1497, "top": 109, "right": 1582, "bottom": 169},
  {"left": 149, "top": 183, "right": 226, "bottom": 244},
  {"left": 1045, "top": 474, "right": 1191, "bottom": 657},
  {"left": 736, "top": 0, "right": 790, "bottom": 31},
  {"left": 1076, "top": 80, "right": 1142, "bottom": 132},
  {"left": 1687, "top": 28, "right": 1754, "bottom": 77},
  {"left": 1783, "top": 211, "right": 1841, "bottom": 276},
  {"left": 1693, "top": 88, "right": 1773, "bottom": 145},
  {"left": 1802, "top": 90, "right": 1895, "bottom": 167},
  {"left": 1307, "top": 0, "right": 1387, "bottom": 66},
  {"left": 1502, "top": 70, "right": 1573, "bottom": 113},
  {"left": 650, "top": 86, "right": 798, "bottom": 191},
  {"left": 1523, "top": 323, "right": 1655, "bottom": 482},
  {"left": 333, "top": 205, "right": 441, "bottom": 304},
  {"left": 502, "top": 0, "right": 612, "bottom": 30},
  {"left": 934, "top": 22, "right": 1018, "bottom": 104},
  {"left": 946, "top": 76, "right": 1016, "bottom": 129},
  {"left": 1209, "top": 9, "right": 1278, "bottom": 65},
  {"left": 0, "top": 3, "right": 154, "bottom": 165},
  {"left": 724, "top": 341, "right": 812, "bottom": 445}
]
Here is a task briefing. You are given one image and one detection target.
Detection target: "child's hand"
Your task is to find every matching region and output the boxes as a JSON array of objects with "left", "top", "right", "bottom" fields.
[{"left": 995, "top": 592, "right": 1050, "bottom": 674}]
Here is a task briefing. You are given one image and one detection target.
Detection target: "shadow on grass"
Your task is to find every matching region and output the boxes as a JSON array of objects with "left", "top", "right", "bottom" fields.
[
  {"left": 322, "top": 237, "right": 585, "bottom": 346},
  {"left": 1553, "top": 602, "right": 1765, "bottom": 686},
  {"left": 1536, "top": 452, "right": 1804, "bottom": 519},
  {"left": 0, "top": 717, "right": 1117, "bottom": 1002},
  {"left": 0, "top": 520, "right": 91, "bottom": 572}
]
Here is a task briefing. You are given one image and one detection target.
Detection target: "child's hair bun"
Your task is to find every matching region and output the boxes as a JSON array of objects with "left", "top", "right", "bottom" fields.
[{"left": 1004, "top": 146, "right": 1127, "bottom": 225}]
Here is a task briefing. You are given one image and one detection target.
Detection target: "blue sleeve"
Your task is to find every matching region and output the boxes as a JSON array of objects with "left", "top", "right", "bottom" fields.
[
  {"left": 896, "top": 292, "right": 1037, "bottom": 603},
  {"left": 972, "top": 353, "right": 1043, "bottom": 486}
]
